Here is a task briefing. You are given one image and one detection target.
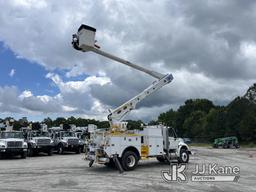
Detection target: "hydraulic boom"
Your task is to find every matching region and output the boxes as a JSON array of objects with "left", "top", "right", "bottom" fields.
[{"left": 72, "top": 24, "right": 173, "bottom": 131}]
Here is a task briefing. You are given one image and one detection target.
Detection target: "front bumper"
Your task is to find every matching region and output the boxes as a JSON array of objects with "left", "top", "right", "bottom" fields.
[
  {"left": 31, "top": 145, "right": 53, "bottom": 151},
  {"left": 64, "top": 144, "right": 81, "bottom": 151},
  {"left": 0, "top": 148, "right": 27, "bottom": 154}
]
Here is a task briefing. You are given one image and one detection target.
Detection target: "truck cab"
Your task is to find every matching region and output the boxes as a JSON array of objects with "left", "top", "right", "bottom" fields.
[
  {"left": 0, "top": 131, "right": 28, "bottom": 158},
  {"left": 52, "top": 130, "right": 84, "bottom": 154},
  {"left": 25, "top": 130, "right": 54, "bottom": 156}
]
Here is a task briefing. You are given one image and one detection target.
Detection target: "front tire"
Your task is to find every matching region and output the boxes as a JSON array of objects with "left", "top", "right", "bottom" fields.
[
  {"left": 121, "top": 151, "right": 139, "bottom": 171},
  {"left": 48, "top": 148, "right": 53, "bottom": 156},
  {"left": 27, "top": 146, "right": 33, "bottom": 157},
  {"left": 57, "top": 144, "right": 64, "bottom": 154},
  {"left": 76, "top": 147, "right": 81, "bottom": 154},
  {"left": 178, "top": 149, "right": 189, "bottom": 163}
]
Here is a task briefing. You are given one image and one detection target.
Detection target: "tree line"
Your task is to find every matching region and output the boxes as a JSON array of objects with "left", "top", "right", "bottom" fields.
[
  {"left": 1, "top": 97, "right": 255, "bottom": 143},
  {"left": 155, "top": 97, "right": 256, "bottom": 143}
]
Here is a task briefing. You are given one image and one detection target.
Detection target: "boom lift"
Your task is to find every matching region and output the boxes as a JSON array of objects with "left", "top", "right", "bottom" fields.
[{"left": 72, "top": 25, "right": 191, "bottom": 172}]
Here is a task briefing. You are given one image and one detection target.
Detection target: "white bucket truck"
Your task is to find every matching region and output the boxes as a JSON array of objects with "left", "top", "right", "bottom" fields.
[{"left": 72, "top": 25, "right": 191, "bottom": 172}]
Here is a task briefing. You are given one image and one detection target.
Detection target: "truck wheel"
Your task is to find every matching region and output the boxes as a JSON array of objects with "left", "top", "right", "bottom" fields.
[
  {"left": 76, "top": 147, "right": 81, "bottom": 154},
  {"left": 178, "top": 149, "right": 189, "bottom": 163},
  {"left": 21, "top": 151, "right": 27, "bottom": 159},
  {"left": 156, "top": 156, "right": 166, "bottom": 163},
  {"left": 121, "top": 151, "right": 139, "bottom": 171},
  {"left": 57, "top": 144, "right": 64, "bottom": 154},
  {"left": 27, "top": 146, "right": 33, "bottom": 157},
  {"left": 48, "top": 148, "right": 53, "bottom": 156}
]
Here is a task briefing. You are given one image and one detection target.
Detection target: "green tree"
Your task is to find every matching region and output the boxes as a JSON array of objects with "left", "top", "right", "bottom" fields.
[
  {"left": 43, "top": 117, "right": 53, "bottom": 128},
  {"left": 239, "top": 112, "right": 256, "bottom": 142},
  {"left": 158, "top": 109, "right": 177, "bottom": 127}
]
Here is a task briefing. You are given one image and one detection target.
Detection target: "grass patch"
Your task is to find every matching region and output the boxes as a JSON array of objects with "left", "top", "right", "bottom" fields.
[{"left": 240, "top": 142, "right": 256, "bottom": 148}]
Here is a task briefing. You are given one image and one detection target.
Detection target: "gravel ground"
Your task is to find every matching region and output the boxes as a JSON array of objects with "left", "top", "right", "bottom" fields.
[{"left": 0, "top": 147, "right": 255, "bottom": 192}]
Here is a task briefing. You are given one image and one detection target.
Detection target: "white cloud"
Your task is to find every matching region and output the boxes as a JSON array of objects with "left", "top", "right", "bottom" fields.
[
  {"left": 9, "top": 69, "right": 15, "bottom": 77},
  {"left": 19, "top": 90, "right": 33, "bottom": 99},
  {"left": 0, "top": 1, "right": 256, "bottom": 121},
  {"left": 0, "top": 73, "right": 111, "bottom": 120}
]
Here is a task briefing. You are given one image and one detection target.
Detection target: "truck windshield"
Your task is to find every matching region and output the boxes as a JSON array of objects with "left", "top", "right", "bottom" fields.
[
  {"left": 61, "top": 132, "right": 75, "bottom": 137},
  {"left": 0, "top": 132, "right": 23, "bottom": 139}
]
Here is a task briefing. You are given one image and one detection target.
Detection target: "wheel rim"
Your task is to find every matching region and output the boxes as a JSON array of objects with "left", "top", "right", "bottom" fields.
[
  {"left": 59, "top": 146, "right": 63, "bottom": 153},
  {"left": 127, "top": 155, "right": 136, "bottom": 167},
  {"left": 181, "top": 152, "right": 187, "bottom": 162}
]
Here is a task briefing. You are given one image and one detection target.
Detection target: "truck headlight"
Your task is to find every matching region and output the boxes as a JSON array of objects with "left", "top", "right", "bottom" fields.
[{"left": 0, "top": 144, "right": 5, "bottom": 148}]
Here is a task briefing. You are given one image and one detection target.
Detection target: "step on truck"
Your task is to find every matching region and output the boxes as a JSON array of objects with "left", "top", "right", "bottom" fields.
[{"left": 0, "top": 131, "right": 28, "bottom": 159}]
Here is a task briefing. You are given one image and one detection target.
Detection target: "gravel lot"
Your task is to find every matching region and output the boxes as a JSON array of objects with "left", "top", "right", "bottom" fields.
[{"left": 0, "top": 147, "right": 255, "bottom": 192}]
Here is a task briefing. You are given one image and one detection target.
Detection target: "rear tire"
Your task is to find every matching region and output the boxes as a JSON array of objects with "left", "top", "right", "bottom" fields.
[
  {"left": 104, "top": 159, "right": 115, "bottom": 168},
  {"left": 121, "top": 151, "right": 139, "bottom": 171},
  {"left": 156, "top": 156, "right": 166, "bottom": 163},
  {"left": 21, "top": 151, "right": 27, "bottom": 159}
]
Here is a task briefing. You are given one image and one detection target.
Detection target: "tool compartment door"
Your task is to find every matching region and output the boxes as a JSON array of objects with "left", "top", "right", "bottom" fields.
[{"left": 148, "top": 136, "right": 163, "bottom": 156}]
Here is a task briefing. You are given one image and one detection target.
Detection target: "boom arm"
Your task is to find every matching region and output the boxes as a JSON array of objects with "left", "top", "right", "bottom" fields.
[
  {"left": 72, "top": 24, "right": 173, "bottom": 129},
  {"left": 108, "top": 73, "right": 173, "bottom": 123}
]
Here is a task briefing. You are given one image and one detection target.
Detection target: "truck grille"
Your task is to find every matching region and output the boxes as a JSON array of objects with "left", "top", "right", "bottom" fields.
[
  {"left": 7, "top": 141, "right": 23, "bottom": 148},
  {"left": 68, "top": 139, "right": 79, "bottom": 145},
  {"left": 37, "top": 139, "right": 51, "bottom": 145}
]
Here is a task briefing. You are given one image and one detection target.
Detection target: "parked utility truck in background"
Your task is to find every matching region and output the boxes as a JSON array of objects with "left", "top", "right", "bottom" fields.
[
  {"left": 25, "top": 130, "right": 54, "bottom": 156},
  {"left": 72, "top": 24, "right": 191, "bottom": 172},
  {"left": 0, "top": 131, "right": 28, "bottom": 159}
]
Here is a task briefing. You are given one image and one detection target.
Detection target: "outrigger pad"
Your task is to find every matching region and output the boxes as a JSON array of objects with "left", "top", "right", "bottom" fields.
[
  {"left": 89, "top": 160, "right": 94, "bottom": 167},
  {"left": 113, "top": 155, "right": 124, "bottom": 174}
]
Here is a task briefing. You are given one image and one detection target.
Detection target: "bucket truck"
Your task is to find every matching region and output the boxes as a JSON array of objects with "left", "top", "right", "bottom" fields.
[{"left": 72, "top": 25, "right": 191, "bottom": 172}]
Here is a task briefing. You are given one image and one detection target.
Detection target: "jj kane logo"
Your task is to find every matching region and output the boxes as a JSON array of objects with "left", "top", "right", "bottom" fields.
[{"left": 161, "top": 163, "right": 240, "bottom": 183}]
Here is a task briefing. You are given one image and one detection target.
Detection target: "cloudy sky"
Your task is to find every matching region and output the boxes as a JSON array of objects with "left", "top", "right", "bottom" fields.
[{"left": 0, "top": 0, "right": 256, "bottom": 122}]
